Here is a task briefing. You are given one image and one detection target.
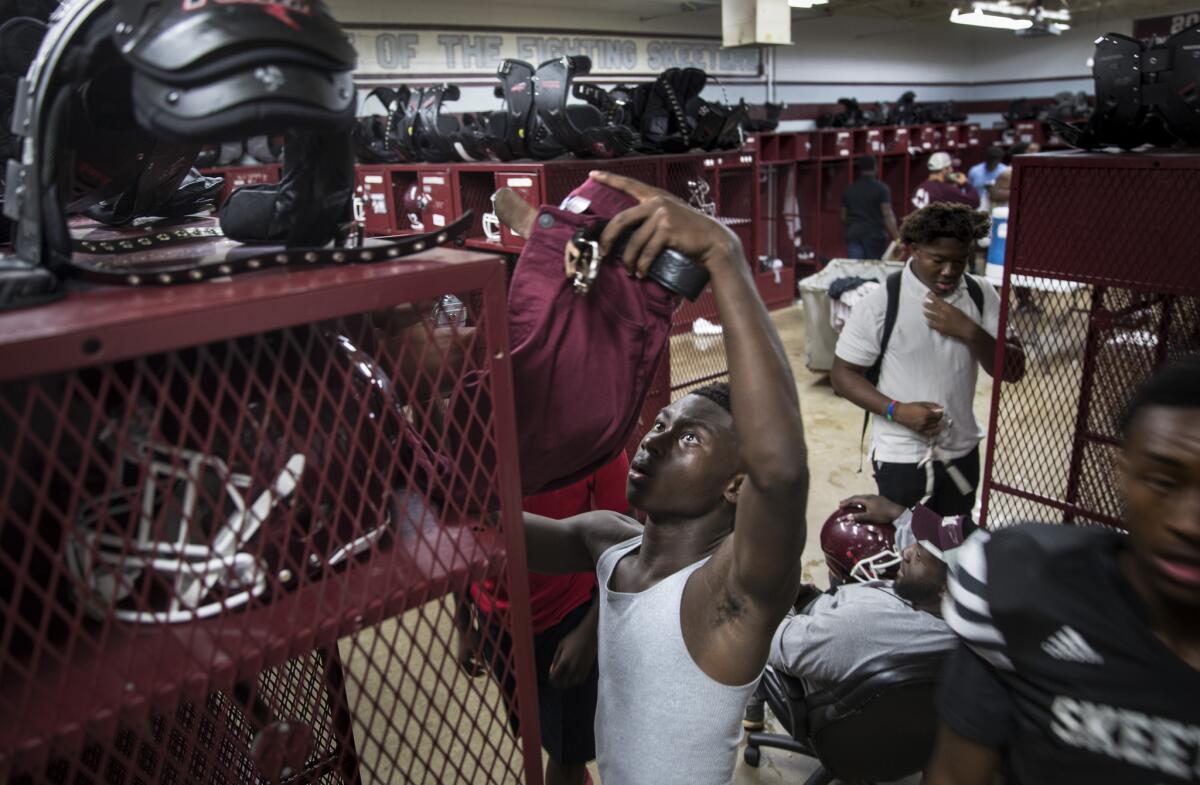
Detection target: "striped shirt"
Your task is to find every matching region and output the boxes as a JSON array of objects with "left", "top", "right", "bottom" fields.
[{"left": 940, "top": 525, "right": 1200, "bottom": 784}]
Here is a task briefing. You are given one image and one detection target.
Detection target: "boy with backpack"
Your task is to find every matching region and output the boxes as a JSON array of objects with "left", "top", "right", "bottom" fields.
[{"left": 830, "top": 202, "right": 1025, "bottom": 516}]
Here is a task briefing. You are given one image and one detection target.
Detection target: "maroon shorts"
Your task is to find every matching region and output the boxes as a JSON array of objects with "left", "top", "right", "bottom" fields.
[{"left": 506, "top": 178, "right": 674, "bottom": 494}]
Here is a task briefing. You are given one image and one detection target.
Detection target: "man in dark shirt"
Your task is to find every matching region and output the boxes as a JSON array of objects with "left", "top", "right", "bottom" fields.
[
  {"left": 911, "top": 151, "right": 980, "bottom": 211},
  {"left": 841, "top": 155, "right": 898, "bottom": 259},
  {"left": 928, "top": 356, "right": 1200, "bottom": 785}
]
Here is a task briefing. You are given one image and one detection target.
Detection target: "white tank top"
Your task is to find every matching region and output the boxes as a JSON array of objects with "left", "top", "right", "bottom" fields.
[{"left": 595, "top": 536, "right": 761, "bottom": 785}]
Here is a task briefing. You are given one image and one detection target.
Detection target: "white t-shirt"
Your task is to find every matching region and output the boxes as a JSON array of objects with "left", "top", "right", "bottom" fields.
[{"left": 835, "top": 260, "right": 1000, "bottom": 463}]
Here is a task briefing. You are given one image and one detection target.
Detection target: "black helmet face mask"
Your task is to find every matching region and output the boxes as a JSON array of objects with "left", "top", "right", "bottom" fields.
[
  {"left": 1, "top": 0, "right": 376, "bottom": 279},
  {"left": 1058, "top": 25, "right": 1200, "bottom": 150},
  {"left": 113, "top": 0, "right": 357, "bottom": 142}
]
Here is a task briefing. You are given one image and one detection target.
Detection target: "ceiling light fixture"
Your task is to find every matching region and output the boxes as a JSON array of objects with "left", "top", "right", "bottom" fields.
[
  {"left": 973, "top": 1, "right": 1070, "bottom": 21},
  {"left": 949, "top": 1, "right": 1071, "bottom": 31},
  {"left": 788, "top": 0, "right": 829, "bottom": 8},
  {"left": 949, "top": 8, "right": 1034, "bottom": 29}
]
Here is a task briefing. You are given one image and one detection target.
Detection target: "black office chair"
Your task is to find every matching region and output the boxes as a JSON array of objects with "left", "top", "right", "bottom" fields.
[{"left": 744, "top": 655, "right": 945, "bottom": 785}]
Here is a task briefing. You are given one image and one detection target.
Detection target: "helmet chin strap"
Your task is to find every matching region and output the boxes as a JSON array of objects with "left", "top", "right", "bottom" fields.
[{"left": 917, "top": 417, "right": 972, "bottom": 507}]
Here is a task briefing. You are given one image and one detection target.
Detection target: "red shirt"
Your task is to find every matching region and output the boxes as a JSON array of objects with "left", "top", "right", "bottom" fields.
[
  {"left": 911, "top": 178, "right": 981, "bottom": 210},
  {"left": 471, "top": 452, "right": 630, "bottom": 633}
]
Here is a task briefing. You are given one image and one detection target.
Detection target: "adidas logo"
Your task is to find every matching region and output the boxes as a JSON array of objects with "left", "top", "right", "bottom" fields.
[{"left": 1041, "top": 625, "right": 1104, "bottom": 665}]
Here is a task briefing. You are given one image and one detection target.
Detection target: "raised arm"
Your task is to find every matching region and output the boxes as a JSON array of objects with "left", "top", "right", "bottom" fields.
[
  {"left": 948, "top": 173, "right": 981, "bottom": 208},
  {"left": 523, "top": 511, "right": 640, "bottom": 575},
  {"left": 592, "top": 170, "right": 809, "bottom": 625},
  {"left": 704, "top": 222, "right": 809, "bottom": 616}
]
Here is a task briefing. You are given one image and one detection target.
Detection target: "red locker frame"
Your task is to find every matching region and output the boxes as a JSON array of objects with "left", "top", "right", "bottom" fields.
[
  {"left": 0, "top": 249, "right": 545, "bottom": 785},
  {"left": 979, "top": 151, "right": 1200, "bottom": 530},
  {"left": 755, "top": 124, "right": 978, "bottom": 279}
]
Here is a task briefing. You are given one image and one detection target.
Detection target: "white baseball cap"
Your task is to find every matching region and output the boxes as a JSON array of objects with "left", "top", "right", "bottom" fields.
[{"left": 927, "top": 151, "right": 953, "bottom": 171}]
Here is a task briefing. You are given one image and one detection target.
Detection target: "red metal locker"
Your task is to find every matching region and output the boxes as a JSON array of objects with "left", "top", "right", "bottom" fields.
[
  {"left": 884, "top": 127, "right": 911, "bottom": 155},
  {"left": 354, "top": 166, "right": 394, "bottom": 235},
  {"left": 821, "top": 130, "right": 854, "bottom": 158},
  {"left": 865, "top": 129, "right": 884, "bottom": 155},
  {"left": 496, "top": 172, "right": 541, "bottom": 249},
  {"left": 945, "top": 125, "right": 961, "bottom": 149},
  {"left": 918, "top": 125, "right": 940, "bottom": 151},
  {"left": 0, "top": 248, "right": 545, "bottom": 785},
  {"left": 1014, "top": 120, "right": 1044, "bottom": 146},
  {"left": 418, "top": 169, "right": 456, "bottom": 233}
]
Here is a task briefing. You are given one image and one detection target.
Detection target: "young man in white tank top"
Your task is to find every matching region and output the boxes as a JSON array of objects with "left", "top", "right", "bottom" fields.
[{"left": 522, "top": 171, "right": 810, "bottom": 785}]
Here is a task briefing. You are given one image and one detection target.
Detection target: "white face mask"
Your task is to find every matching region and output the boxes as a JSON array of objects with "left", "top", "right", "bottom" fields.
[{"left": 850, "top": 549, "right": 903, "bottom": 582}]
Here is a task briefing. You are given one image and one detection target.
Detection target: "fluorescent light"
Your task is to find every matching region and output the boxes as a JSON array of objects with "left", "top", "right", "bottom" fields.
[
  {"left": 789, "top": 0, "right": 829, "bottom": 7},
  {"left": 973, "top": 2, "right": 1071, "bottom": 20},
  {"left": 950, "top": 8, "right": 1033, "bottom": 28}
]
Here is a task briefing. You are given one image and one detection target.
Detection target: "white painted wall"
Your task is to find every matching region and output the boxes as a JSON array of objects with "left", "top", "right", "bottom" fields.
[
  {"left": 330, "top": 0, "right": 1144, "bottom": 115},
  {"left": 774, "top": 15, "right": 977, "bottom": 105},
  {"left": 963, "top": 16, "right": 1132, "bottom": 101},
  {"left": 328, "top": 0, "right": 719, "bottom": 37},
  {"left": 965, "top": 16, "right": 1129, "bottom": 83},
  {"left": 330, "top": 0, "right": 747, "bottom": 111}
]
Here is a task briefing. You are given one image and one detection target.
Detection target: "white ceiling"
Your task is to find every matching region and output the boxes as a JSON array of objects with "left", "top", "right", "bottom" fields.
[{"left": 502, "top": 0, "right": 1197, "bottom": 27}]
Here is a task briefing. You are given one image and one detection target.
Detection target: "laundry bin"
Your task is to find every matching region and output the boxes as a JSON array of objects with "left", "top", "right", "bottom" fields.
[{"left": 797, "top": 258, "right": 905, "bottom": 372}]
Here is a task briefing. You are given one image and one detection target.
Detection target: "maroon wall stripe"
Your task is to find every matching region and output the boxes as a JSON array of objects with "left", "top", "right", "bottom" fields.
[
  {"left": 340, "top": 22, "right": 724, "bottom": 40},
  {"left": 777, "top": 96, "right": 1067, "bottom": 120},
  {"left": 355, "top": 72, "right": 1089, "bottom": 91},
  {"left": 770, "top": 74, "right": 1089, "bottom": 88}
]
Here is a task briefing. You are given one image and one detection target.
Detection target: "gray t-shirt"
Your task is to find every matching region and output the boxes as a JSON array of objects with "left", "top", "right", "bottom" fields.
[{"left": 769, "top": 581, "right": 957, "bottom": 694}]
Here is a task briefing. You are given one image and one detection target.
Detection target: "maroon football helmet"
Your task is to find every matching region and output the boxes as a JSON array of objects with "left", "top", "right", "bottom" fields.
[
  {"left": 820, "top": 507, "right": 901, "bottom": 586},
  {"left": 401, "top": 182, "right": 431, "bottom": 230},
  {"left": 62, "top": 327, "right": 443, "bottom": 624}
]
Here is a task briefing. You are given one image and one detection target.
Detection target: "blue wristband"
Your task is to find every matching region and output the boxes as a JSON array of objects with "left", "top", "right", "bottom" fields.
[{"left": 886, "top": 400, "right": 896, "bottom": 421}]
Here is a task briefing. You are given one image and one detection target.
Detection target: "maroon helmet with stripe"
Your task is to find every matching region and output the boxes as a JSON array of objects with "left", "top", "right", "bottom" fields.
[{"left": 820, "top": 507, "right": 901, "bottom": 586}]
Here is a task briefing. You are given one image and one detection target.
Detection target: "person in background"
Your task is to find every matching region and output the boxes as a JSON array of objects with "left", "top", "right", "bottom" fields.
[
  {"left": 966, "top": 146, "right": 1009, "bottom": 272},
  {"left": 912, "top": 152, "right": 980, "bottom": 211},
  {"left": 831, "top": 203, "right": 1024, "bottom": 515},
  {"left": 521, "top": 170, "right": 809, "bottom": 785},
  {"left": 927, "top": 357, "right": 1200, "bottom": 785},
  {"left": 988, "top": 167, "right": 1012, "bottom": 206},
  {"left": 769, "top": 494, "right": 961, "bottom": 693},
  {"left": 988, "top": 145, "right": 1039, "bottom": 311},
  {"left": 743, "top": 493, "right": 968, "bottom": 730},
  {"left": 966, "top": 146, "right": 1008, "bottom": 211},
  {"left": 457, "top": 454, "right": 631, "bottom": 785},
  {"left": 841, "top": 155, "right": 899, "bottom": 260}
]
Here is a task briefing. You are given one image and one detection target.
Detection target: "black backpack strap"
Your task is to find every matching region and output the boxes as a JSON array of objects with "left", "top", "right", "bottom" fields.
[
  {"left": 860, "top": 271, "right": 902, "bottom": 466},
  {"left": 964, "top": 274, "right": 984, "bottom": 317},
  {"left": 867, "top": 271, "right": 903, "bottom": 386}
]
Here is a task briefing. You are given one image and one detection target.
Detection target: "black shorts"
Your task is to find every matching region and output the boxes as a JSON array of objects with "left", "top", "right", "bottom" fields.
[
  {"left": 874, "top": 446, "right": 980, "bottom": 517},
  {"left": 480, "top": 599, "right": 598, "bottom": 765}
]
